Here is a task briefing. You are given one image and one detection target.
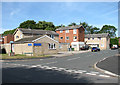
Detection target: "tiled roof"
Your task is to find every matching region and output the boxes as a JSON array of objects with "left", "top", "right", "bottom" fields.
[
  {"left": 14, "top": 35, "right": 43, "bottom": 44},
  {"left": 85, "top": 33, "right": 109, "bottom": 38},
  {"left": 19, "top": 28, "right": 59, "bottom": 36},
  {"left": 55, "top": 25, "right": 83, "bottom": 31}
]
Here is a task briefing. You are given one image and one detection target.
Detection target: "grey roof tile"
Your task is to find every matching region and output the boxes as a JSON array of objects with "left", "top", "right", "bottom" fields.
[{"left": 85, "top": 33, "right": 109, "bottom": 38}]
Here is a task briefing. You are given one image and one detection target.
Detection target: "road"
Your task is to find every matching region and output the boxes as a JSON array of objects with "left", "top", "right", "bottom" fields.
[{"left": 2, "top": 49, "right": 119, "bottom": 83}]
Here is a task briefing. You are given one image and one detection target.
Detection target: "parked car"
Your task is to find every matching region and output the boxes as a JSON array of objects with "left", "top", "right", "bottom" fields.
[
  {"left": 91, "top": 47, "right": 100, "bottom": 52},
  {"left": 80, "top": 45, "right": 89, "bottom": 50},
  {"left": 111, "top": 45, "right": 118, "bottom": 50}
]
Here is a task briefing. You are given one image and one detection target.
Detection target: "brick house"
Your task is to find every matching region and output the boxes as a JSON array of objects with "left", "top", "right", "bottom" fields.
[
  {"left": 56, "top": 25, "right": 85, "bottom": 51},
  {"left": 85, "top": 33, "right": 110, "bottom": 50},
  {"left": 4, "top": 34, "right": 14, "bottom": 44},
  {"left": 13, "top": 28, "right": 59, "bottom": 41}
]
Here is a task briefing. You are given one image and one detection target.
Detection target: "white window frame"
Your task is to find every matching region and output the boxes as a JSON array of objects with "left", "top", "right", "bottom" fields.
[
  {"left": 16, "top": 36, "right": 19, "bottom": 38},
  {"left": 73, "top": 36, "right": 77, "bottom": 41},
  {"left": 98, "top": 37, "right": 101, "bottom": 40},
  {"left": 73, "top": 29, "right": 77, "bottom": 34},
  {"left": 66, "top": 30, "right": 69, "bottom": 33},
  {"left": 60, "top": 30, "right": 63, "bottom": 33},
  {"left": 49, "top": 43, "right": 56, "bottom": 49}
]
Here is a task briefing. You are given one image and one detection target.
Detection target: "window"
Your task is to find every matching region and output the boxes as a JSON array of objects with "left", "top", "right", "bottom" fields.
[
  {"left": 92, "top": 38, "right": 94, "bottom": 40},
  {"left": 60, "top": 37, "right": 63, "bottom": 39},
  {"left": 66, "top": 30, "right": 69, "bottom": 33},
  {"left": 73, "top": 36, "right": 77, "bottom": 41},
  {"left": 66, "top": 37, "right": 69, "bottom": 40},
  {"left": 98, "top": 37, "right": 101, "bottom": 40},
  {"left": 59, "top": 45, "right": 62, "bottom": 48},
  {"left": 73, "top": 29, "right": 77, "bottom": 34},
  {"left": 101, "top": 44, "right": 104, "bottom": 47},
  {"left": 60, "top": 30, "right": 63, "bottom": 33},
  {"left": 49, "top": 43, "right": 56, "bottom": 49},
  {"left": 88, "top": 38, "right": 90, "bottom": 40},
  {"left": 16, "top": 36, "right": 19, "bottom": 38},
  {"left": 50, "top": 35, "right": 54, "bottom": 39}
]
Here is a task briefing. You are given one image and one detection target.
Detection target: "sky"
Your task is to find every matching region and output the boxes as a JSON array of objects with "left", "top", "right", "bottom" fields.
[{"left": 1, "top": 2, "right": 119, "bottom": 36}]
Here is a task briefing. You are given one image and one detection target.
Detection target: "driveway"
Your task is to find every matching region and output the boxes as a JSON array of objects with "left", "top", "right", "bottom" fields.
[{"left": 2, "top": 49, "right": 119, "bottom": 83}]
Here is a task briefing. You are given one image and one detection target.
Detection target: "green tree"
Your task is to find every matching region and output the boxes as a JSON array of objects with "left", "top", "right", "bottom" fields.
[
  {"left": 90, "top": 27, "right": 100, "bottom": 34},
  {"left": 55, "top": 24, "right": 65, "bottom": 29},
  {"left": 36, "top": 21, "right": 56, "bottom": 31},
  {"left": 68, "top": 22, "right": 76, "bottom": 26},
  {"left": 80, "top": 22, "right": 90, "bottom": 34},
  {"left": 18, "top": 20, "right": 36, "bottom": 29},
  {"left": 2, "top": 29, "right": 16, "bottom": 36},
  {"left": 99, "top": 25, "right": 117, "bottom": 37}
]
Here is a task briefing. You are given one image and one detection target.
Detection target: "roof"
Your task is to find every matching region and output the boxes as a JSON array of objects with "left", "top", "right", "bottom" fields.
[
  {"left": 14, "top": 28, "right": 59, "bottom": 36},
  {"left": 14, "top": 35, "right": 43, "bottom": 44},
  {"left": 85, "top": 33, "right": 110, "bottom": 38},
  {"left": 55, "top": 25, "right": 84, "bottom": 31}
]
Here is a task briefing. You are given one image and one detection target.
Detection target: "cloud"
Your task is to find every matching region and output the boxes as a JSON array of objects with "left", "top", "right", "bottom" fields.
[
  {"left": 10, "top": 9, "right": 21, "bottom": 16},
  {"left": 102, "top": 9, "right": 119, "bottom": 16}
]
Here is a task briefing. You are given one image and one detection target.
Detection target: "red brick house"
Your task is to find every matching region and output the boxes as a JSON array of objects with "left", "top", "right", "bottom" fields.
[
  {"left": 4, "top": 34, "right": 14, "bottom": 44},
  {"left": 56, "top": 25, "right": 85, "bottom": 51}
]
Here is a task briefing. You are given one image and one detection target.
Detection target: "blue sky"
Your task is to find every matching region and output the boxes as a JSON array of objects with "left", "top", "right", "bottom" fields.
[{"left": 1, "top": 2, "right": 119, "bottom": 36}]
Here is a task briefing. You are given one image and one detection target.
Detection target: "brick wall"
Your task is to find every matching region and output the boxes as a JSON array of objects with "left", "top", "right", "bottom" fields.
[{"left": 4, "top": 34, "right": 14, "bottom": 44}]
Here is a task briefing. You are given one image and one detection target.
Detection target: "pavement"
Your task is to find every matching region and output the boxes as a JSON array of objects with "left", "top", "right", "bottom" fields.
[
  {"left": 2, "top": 49, "right": 119, "bottom": 83},
  {"left": 95, "top": 53, "right": 120, "bottom": 77}
]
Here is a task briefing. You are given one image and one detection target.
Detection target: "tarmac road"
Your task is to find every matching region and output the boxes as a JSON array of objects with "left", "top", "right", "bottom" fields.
[{"left": 2, "top": 49, "right": 119, "bottom": 83}]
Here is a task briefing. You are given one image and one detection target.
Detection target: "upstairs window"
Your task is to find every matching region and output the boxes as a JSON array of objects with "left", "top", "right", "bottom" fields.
[
  {"left": 73, "top": 29, "right": 77, "bottom": 34},
  {"left": 88, "top": 38, "right": 90, "bottom": 40},
  {"left": 16, "top": 36, "right": 19, "bottom": 38},
  {"left": 92, "top": 38, "right": 94, "bottom": 40},
  {"left": 49, "top": 43, "right": 56, "bottom": 49},
  {"left": 50, "top": 35, "right": 54, "bottom": 39},
  {"left": 66, "top": 30, "right": 69, "bottom": 33},
  {"left": 60, "top": 37, "right": 63, "bottom": 39},
  {"left": 98, "top": 37, "right": 101, "bottom": 40},
  {"left": 66, "top": 37, "right": 69, "bottom": 40},
  {"left": 73, "top": 36, "right": 77, "bottom": 41},
  {"left": 60, "top": 30, "right": 63, "bottom": 33}
]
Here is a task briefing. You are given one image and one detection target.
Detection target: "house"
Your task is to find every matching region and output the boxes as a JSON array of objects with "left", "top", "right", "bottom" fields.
[
  {"left": 6, "top": 35, "right": 59, "bottom": 56},
  {"left": 13, "top": 28, "right": 59, "bottom": 41},
  {"left": 56, "top": 25, "right": 85, "bottom": 51},
  {"left": 4, "top": 34, "right": 14, "bottom": 44},
  {"left": 119, "top": 38, "right": 120, "bottom": 47},
  {"left": 85, "top": 33, "right": 110, "bottom": 50},
  {"left": 0, "top": 34, "right": 4, "bottom": 44}
]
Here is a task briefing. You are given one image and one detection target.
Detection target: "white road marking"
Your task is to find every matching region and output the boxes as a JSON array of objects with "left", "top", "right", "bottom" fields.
[
  {"left": 43, "top": 61, "right": 57, "bottom": 65},
  {"left": 67, "top": 57, "right": 80, "bottom": 61},
  {"left": 90, "top": 71, "right": 99, "bottom": 74},
  {"left": 99, "top": 75, "right": 110, "bottom": 77},
  {"left": 86, "top": 73, "right": 96, "bottom": 75}
]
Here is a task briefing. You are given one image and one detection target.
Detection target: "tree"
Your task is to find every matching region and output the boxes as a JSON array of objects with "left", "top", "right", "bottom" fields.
[
  {"left": 18, "top": 20, "right": 36, "bottom": 29},
  {"left": 68, "top": 22, "right": 76, "bottom": 26},
  {"left": 55, "top": 24, "right": 65, "bottom": 29},
  {"left": 36, "top": 21, "right": 56, "bottom": 31},
  {"left": 2, "top": 29, "right": 16, "bottom": 36},
  {"left": 80, "top": 22, "right": 89, "bottom": 34},
  {"left": 90, "top": 27, "right": 100, "bottom": 34},
  {"left": 99, "top": 25, "right": 117, "bottom": 37}
]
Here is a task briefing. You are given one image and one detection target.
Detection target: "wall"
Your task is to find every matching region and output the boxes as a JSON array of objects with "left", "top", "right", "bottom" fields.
[
  {"left": 85, "top": 37, "right": 109, "bottom": 50},
  {"left": 4, "top": 34, "right": 14, "bottom": 44},
  {"left": 33, "top": 36, "right": 59, "bottom": 56},
  {"left": 14, "top": 29, "right": 24, "bottom": 41},
  {"left": 13, "top": 43, "right": 33, "bottom": 56},
  {"left": 59, "top": 43, "right": 70, "bottom": 51},
  {"left": 56, "top": 27, "right": 84, "bottom": 44}
]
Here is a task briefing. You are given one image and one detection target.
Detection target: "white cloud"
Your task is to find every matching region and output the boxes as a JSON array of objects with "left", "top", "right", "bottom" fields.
[{"left": 10, "top": 9, "right": 21, "bottom": 16}]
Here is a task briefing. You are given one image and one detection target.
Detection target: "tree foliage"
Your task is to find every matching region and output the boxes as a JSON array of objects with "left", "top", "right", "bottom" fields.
[
  {"left": 99, "top": 25, "right": 117, "bottom": 37},
  {"left": 18, "top": 20, "right": 36, "bottom": 29},
  {"left": 68, "top": 22, "right": 76, "bottom": 26},
  {"left": 110, "top": 37, "right": 119, "bottom": 45},
  {"left": 2, "top": 29, "right": 16, "bottom": 36}
]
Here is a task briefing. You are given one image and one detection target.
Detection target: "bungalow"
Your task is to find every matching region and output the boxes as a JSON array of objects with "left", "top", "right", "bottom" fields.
[{"left": 12, "top": 35, "right": 59, "bottom": 56}]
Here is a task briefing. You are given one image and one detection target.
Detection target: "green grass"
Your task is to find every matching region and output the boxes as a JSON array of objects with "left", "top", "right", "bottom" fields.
[{"left": 1, "top": 54, "right": 51, "bottom": 60}]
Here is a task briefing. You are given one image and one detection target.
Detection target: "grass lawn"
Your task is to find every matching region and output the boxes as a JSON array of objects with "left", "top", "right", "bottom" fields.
[{"left": 1, "top": 54, "right": 51, "bottom": 60}]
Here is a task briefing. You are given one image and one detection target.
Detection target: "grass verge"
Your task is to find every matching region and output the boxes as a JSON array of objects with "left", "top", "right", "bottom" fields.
[{"left": 0, "top": 54, "right": 51, "bottom": 60}]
